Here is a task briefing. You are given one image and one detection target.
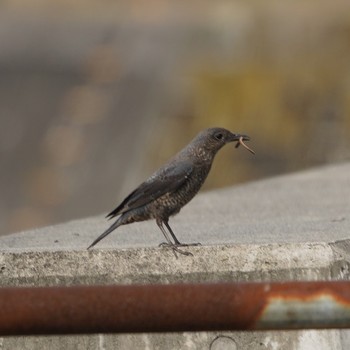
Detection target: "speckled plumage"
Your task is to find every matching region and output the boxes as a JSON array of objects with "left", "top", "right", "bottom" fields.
[{"left": 87, "top": 127, "right": 251, "bottom": 255}]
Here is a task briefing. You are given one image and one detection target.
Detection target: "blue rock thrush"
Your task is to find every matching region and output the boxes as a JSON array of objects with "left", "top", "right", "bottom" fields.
[{"left": 88, "top": 127, "right": 254, "bottom": 256}]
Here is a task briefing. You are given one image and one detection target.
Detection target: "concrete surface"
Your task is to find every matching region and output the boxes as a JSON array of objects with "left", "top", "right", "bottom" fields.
[{"left": 1, "top": 162, "right": 350, "bottom": 349}]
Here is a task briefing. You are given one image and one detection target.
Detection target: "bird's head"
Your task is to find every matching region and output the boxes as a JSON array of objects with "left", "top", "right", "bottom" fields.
[
  {"left": 197, "top": 127, "right": 250, "bottom": 153},
  {"left": 182, "top": 127, "right": 254, "bottom": 162}
]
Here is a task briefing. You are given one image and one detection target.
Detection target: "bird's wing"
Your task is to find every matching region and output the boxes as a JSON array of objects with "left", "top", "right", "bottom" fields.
[{"left": 106, "top": 161, "right": 193, "bottom": 219}]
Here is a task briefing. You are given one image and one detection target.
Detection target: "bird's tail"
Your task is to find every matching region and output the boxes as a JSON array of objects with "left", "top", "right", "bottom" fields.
[{"left": 87, "top": 217, "right": 122, "bottom": 250}]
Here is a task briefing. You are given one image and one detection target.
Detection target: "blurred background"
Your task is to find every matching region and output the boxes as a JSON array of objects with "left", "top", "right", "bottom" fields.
[{"left": 1, "top": 0, "right": 350, "bottom": 236}]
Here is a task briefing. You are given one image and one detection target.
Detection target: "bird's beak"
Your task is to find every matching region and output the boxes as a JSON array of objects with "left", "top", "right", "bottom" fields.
[{"left": 229, "top": 134, "right": 250, "bottom": 142}]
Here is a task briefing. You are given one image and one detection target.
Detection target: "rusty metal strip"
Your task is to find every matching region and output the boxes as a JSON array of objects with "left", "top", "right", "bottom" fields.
[{"left": 1, "top": 281, "right": 350, "bottom": 335}]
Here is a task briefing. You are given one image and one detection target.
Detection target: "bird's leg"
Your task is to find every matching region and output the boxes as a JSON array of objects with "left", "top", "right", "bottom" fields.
[
  {"left": 156, "top": 219, "right": 173, "bottom": 246},
  {"left": 164, "top": 220, "right": 201, "bottom": 247},
  {"left": 163, "top": 220, "right": 181, "bottom": 245},
  {"left": 156, "top": 219, "right": 193, "bottom": 257}
]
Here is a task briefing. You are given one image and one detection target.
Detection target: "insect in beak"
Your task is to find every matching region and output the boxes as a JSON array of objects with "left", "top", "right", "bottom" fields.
[{"left": 235, "top": 136, "right": 255, "bottom": 155}]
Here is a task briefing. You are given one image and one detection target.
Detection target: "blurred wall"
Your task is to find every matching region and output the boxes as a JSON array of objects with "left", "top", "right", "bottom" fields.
[{"left": 0, "top": 1, "right": 349, "bottom": 235}]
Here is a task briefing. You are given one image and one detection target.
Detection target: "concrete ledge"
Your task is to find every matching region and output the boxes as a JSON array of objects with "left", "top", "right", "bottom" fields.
[
  {"left": 0, "top": 243, "right": 341, "bottom": 287},
  {"left": 1, "top": 163, "right": 350, "bottom": 349}
]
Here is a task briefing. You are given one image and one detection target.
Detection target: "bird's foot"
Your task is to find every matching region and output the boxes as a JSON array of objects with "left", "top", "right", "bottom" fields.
[
  {"left": 159, "top": 242, "right": 193, "bottom": 257},
  {"left": 175, "top": 242, "right": 202, "bottom": 247},
  {"left": 160, "top": 241, "right": 201, "bottom": 247}
]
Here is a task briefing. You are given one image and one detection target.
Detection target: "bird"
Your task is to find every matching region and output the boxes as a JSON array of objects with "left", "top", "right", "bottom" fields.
[{"left": 87, "top": 127, "right": 253, "bottom": 256}]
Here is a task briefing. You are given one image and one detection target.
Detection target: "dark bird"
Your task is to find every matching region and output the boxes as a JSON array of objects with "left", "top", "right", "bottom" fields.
[{"left": 88, "top": 127, "right": 254, "bottom": 256}]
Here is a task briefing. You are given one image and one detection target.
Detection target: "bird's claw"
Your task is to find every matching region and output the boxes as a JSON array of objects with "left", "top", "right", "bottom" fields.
[
  {"left": 176, "top": 242, "right": 201, "bottom": 247},
  {"left": 159, "top": 242, "right": 201, "bottom": 247},
  {"left": 159, "top": 242, "right": 194, "bottom": 257}
]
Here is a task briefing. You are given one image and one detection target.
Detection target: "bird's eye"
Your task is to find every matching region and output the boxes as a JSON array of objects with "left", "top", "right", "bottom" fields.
[{"left": 214, "top": 133, "right": 223, "bottom": 140}]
